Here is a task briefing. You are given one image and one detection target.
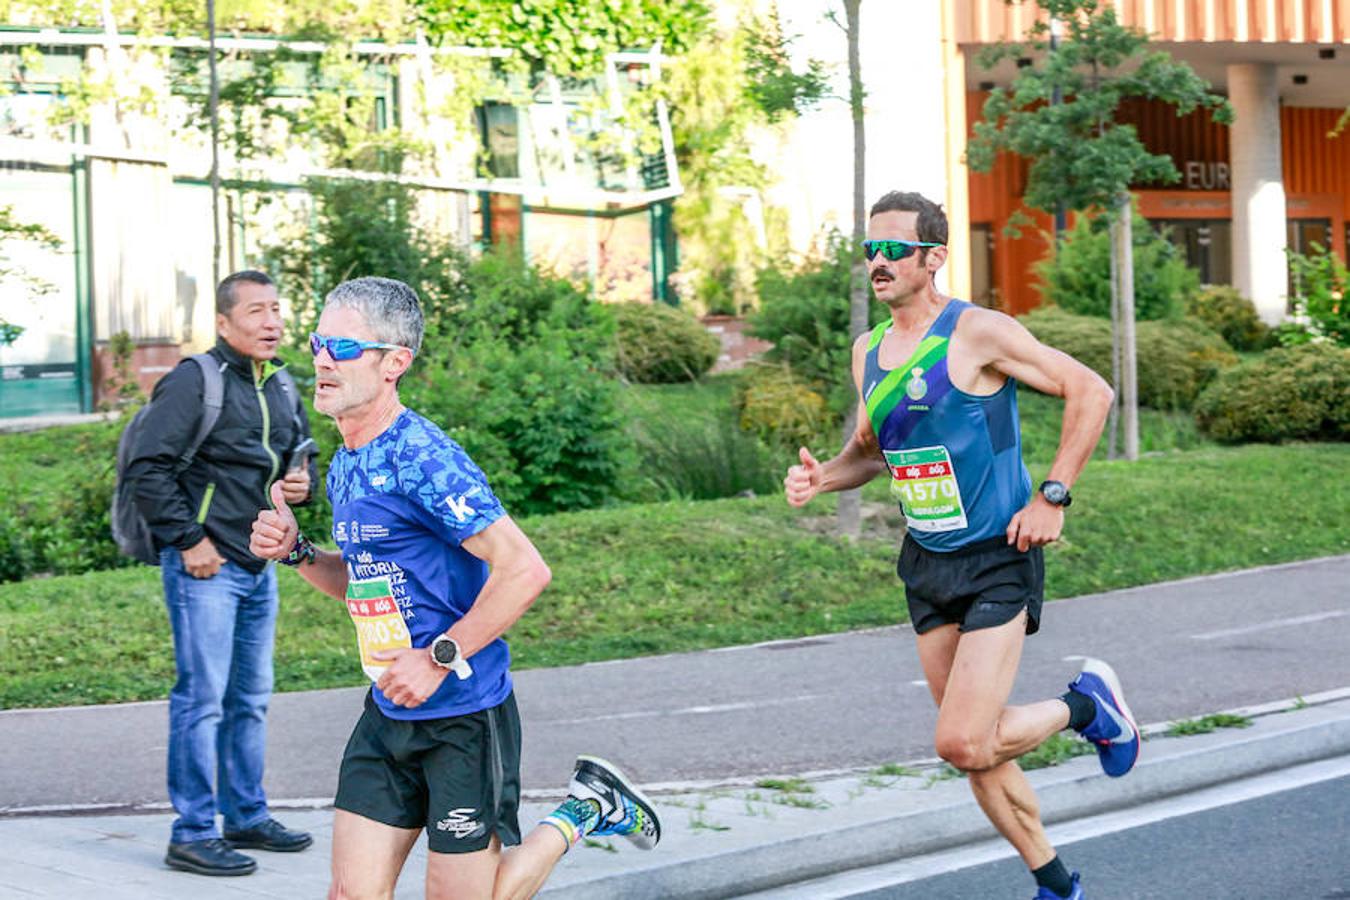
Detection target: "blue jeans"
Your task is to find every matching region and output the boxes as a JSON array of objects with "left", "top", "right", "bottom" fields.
[{"left": 161, "top": 547, "right": 278, "bottom": 843}]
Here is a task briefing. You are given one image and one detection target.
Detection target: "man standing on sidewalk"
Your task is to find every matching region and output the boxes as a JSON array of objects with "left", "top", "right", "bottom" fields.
[
  {"left": 783, "top": 192, "right": 1140, "bottom": 900},
  {"left": 126, "top": 271, "right": 316, "bottom": 876},
  {"left": 249, "top": 276, "right": 659, "bottom": 899}
]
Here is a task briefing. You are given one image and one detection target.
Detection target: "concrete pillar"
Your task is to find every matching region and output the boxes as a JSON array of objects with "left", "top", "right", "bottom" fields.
[{"left": 1227, "top": 64, "right": 1288, "bottom": 325}]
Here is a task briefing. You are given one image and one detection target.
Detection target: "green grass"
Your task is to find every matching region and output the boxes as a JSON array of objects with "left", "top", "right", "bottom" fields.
[
  {"left": 1, "top": 417, "right": 1347, "bottom": 709},
  {"left": 1020, "top": 733, "right": 1097, "bottom": 771},
  {"left": 1165, "top": 713, "right": 1253, "bottom": 737},
  {"left": 0, "top": 419, "right": 121, "bottom": 511}
]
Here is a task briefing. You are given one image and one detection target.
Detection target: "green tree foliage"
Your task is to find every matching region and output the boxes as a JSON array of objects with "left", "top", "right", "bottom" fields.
[
  {"left": 1195, "top": 344, "right": 1350, "bottom": 443},
  {"left": 749, "top": 235, "right": 886, "bottom": 415},
  {"left": 966, "top": 0, "right": 1231, "bottom": 216},
  {"left": 416, "top": 0, "right": 710, "bottom": 77},
  {"left": 1035, "top": 209, "right": 1198, "bottom": 320}
]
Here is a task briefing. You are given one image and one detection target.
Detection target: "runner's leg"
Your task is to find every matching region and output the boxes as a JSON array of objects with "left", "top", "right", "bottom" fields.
[
  {"left": 328, "top": 809, "right": 420, "bottom": 900},
  {"left": 915, "top": 613, "right": 1071, "bottom": 868}
]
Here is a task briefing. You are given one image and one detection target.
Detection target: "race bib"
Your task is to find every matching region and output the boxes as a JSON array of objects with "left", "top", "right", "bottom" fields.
[
  {"left": 345, "top": 575, "right": 412, "bottom": 682},
  {"left": 884, "top": 445, "right": 969, "bottom": 533}
]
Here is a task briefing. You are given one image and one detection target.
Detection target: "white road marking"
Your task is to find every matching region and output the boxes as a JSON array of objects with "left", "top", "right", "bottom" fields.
[
  {"left": 1189, "top": 609, "right": 1349, "bottom": 641},
  {"left": 741, "top": 754, "right": 1350, "bottom": 898},
  {"left": 541, "top": 693, "right": 828, "bottom": 726}
]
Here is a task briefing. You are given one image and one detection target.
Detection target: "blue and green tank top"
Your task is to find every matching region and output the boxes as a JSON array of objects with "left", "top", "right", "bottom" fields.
[{"left": 861, "top": 299, "right": 1031, "bottom": 552}]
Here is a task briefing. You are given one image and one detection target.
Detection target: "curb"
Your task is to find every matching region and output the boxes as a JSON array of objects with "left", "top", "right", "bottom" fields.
[{"left": 540, "top": 702, "right": 1350, "bottom": 900}]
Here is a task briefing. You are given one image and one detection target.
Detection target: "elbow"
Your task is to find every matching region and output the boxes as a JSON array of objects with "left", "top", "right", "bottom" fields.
[{"left": 532, "top": 558, "right": 553, "bottom": 594}]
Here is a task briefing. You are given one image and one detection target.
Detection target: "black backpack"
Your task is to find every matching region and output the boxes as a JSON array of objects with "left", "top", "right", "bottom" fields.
[{"left": 110, "top": 354, "right": 298, "bottom": 565}]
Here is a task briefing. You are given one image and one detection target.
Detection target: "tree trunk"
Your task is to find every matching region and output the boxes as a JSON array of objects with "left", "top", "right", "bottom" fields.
[
  {"left": 838, "top": 0, "right": 865, "bottom": 539},
  {"left": 208, "top": 0, "right": 222, "bottom": 287},
  {"left": 1116, "top": 193, "right": 1139, "bottom": 460},
  {"left": 1107, "top": 214, "right": 1120, "bottom": 460}
]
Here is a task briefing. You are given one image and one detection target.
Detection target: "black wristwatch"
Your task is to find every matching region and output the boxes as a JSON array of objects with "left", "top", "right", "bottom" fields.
[
  {"left": 429, "top": 634, "right": 473, "bottom": 680},
  {"left": 1039, "top": 480, "right": 1072, "bottom": 508}
]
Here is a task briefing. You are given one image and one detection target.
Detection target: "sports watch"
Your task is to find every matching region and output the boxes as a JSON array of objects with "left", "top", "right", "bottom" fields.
[
  {"left": 1038, "top": 480, "right": 1072, "bottom": 508},
  {"left": 429, "top": 634, "right": 474, "bottom": 680}
]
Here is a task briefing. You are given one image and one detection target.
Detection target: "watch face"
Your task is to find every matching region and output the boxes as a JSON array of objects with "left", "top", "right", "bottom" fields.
[
  {"left": 1041, "top": 482, "right": 1068, "bottom": 504},
  {"left": 433, "top": 638, "right": 457, "bottom": 665}
]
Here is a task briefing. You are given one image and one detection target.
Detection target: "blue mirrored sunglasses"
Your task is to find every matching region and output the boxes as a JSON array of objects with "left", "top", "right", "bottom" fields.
[
  {"left": 862, "top": 239, "right": 944, "bottom": 261},
  {"left": 309, "top": 333, "right": 409, "bottom": 361}
]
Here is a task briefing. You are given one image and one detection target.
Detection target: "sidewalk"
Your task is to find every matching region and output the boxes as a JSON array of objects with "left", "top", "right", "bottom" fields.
[{"left": 2, "top": 692, "right": 1348, "bottom": 899}]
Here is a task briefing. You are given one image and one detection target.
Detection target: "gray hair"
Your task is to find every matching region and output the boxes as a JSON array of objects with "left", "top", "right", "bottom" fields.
[{"left": 324, "top": 277, "right": 424, "bottom": 356}]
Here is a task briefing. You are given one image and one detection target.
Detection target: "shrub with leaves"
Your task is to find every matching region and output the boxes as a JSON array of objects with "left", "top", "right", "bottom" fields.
[
  {"left": 1020, "top": 307, "right": 1236, "bottom": 409},
  {"left": 1186, "top": 285, "right": 1271, "bottom": 352},
  {"left": 1194, "top": 343, "right": 1350, "bottom": 443},
  {"left": 1282, "top": 245, "right": 1350, "bottom": 348},
  {"left": 1035, "top": 210, "right": 1199, "bottom": 321},
  {"left": 613, "top": 302, "right": 720, "bottom": 384},
  {"left": 750, "top": 235, "right": 885, "bottom": 414},
  {"left": 734, "top": 363, "right": 831, "bottom": 450},
  {"left": 405, "top": 329, "right": 629, "bottom": 516}
]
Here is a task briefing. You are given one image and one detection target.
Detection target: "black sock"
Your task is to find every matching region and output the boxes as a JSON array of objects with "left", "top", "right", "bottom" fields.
[
  {"left": 1061, "top": 689, "right": 1096, "bottom": 732},
  {"left": 1032, "top": 856, "right": 1074, "bottom": 898}
]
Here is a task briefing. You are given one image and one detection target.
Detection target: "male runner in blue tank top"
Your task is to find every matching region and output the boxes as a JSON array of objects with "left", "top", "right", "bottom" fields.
[
  {"left": 249, "top": 277, "right": 659, "bottom": 899},
  {"left": 784, "top": 192, "right": 1139, "bottom": 900}
]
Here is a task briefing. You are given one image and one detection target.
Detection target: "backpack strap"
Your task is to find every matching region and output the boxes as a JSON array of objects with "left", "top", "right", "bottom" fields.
[{"left": 175, "top": 353, "right": 225, "bottom": 474}]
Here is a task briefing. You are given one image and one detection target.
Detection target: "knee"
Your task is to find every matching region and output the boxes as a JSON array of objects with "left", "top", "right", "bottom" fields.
[{"left": 934, "top": 731, "right": 994, "bottom": 772}]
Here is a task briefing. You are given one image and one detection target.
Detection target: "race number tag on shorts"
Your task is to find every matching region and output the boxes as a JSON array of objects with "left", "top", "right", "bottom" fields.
[
  {"left": 346, "top": 576, "right": 411, "bottom": 682},
  {"left": 884, "top": 445, "right": 969, "bottom": 533}
]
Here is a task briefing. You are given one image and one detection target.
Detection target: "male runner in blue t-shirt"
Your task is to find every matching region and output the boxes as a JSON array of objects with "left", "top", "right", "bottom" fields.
[
  {"left": 783, "top": 192, "right": 1139, "bottom": 900},
  {"left": 249, "top": 277, "right": 658, "bottom": 899}
]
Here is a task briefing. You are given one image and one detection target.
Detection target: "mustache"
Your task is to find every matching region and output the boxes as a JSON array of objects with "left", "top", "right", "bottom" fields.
[{"left": 870, "top": 266, "right": 896, "bottom": 280}]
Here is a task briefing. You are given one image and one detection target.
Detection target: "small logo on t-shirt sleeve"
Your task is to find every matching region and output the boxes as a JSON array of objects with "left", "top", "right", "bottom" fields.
[{"left": 444, "top": 486, "right": 484, "bottom": 523}]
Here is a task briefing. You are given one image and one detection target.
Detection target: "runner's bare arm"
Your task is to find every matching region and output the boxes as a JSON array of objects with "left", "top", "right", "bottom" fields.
[
  {"left": 446, "top": 516, "right": 552, "bottom": 659},
  {"left": 968, "top": 308, "right": 1113, "bottom": 489},
  {"left": 785, "top": 333, "right": 887, "bottom": 506}
]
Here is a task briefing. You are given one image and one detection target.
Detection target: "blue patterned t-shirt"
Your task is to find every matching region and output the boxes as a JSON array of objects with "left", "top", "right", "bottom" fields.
[{"left": 326, "top": 408, "right": 511, "bottom": 720}]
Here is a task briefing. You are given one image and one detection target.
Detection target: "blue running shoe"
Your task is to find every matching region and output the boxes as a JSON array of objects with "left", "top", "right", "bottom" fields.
[
  {"left": 567, "top": 755, "right": 661, "bottom": 850},
  {"left": 1068, "top": 658, "right": 1140, "bottom": 778},
  {"left": 1034, "top": 871, "right": 1084, "bottom": 899}
]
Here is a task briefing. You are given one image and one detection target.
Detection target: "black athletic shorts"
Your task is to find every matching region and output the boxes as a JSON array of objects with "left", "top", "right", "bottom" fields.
[
  {"left": 334, "top": 690, "right": 523, "bottom": 854},
  {"left": 897, "top": 534, "right": 1045, "bottom": 636}
]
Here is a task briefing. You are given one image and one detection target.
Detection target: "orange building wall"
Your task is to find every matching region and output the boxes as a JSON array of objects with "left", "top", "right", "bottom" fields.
[{"left": 966, "top": 92, "right": 1350, "bottom": 315}]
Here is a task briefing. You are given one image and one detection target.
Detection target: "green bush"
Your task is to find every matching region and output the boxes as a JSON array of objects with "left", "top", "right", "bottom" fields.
[
  {"left": 735, "top": 363, "right": 832, "bottom": 450},
  {"left": 1019, "top": 307, "right": 1237, "bottom": 409},
  {"left": 405, "top": 327, "right": 630, "bottom": 517},
  {"left": 1036, "top": 210, "right": 1199, "bottom": 321},
  {"left": 612, "top": 302, "right": 720, "bottom": 384},
  {"left": 1186, "top": 285, "right": 1271, "bottom": 352},
  {"left": 1194, "top": 343, "right": 1350, "bottom": 443},
  {"left": 629, "top": 413, "right": 780, "bottom": 501},
  {"left": 1283, "top": 245, "right": 1350, "bottom": 347},
  {"left": 750, "top": 234, "right": 885, "bottom": 413}
]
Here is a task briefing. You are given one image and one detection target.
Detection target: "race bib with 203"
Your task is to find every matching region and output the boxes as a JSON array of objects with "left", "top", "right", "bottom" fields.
[{"left": 345, "top": 575, "right": 412, "bottom": 682}]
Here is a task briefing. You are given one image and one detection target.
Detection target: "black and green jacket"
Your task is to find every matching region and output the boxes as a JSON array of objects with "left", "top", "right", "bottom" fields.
[{"left": 126, "top": 339, "right": 316, "bottom": 573}]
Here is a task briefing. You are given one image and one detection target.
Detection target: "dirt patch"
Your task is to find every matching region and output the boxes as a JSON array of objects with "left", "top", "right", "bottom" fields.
[{"left": 796, "top": 500, "right": 907, "bottom": 544}]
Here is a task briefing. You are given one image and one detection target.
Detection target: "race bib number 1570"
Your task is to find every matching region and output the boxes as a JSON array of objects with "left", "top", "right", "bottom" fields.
[{"left": 884, "top": 445, "right": 969, "bottom": 533}]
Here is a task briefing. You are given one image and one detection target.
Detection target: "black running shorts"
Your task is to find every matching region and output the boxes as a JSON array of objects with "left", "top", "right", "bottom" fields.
[
  {"left": 334, "top": 691, "right": 523, "bottom": 854},
  {"left": 897, "top": 534, "right": 1045, "bottom": 635}
]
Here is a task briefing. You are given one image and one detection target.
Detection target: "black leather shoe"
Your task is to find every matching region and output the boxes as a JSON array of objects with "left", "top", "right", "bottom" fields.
[
  {"left": 223, "top": 817, "right": 314, "bottom": 852},
  {"left": 165, "top": 838, "right": 257, "bottom": 876}
]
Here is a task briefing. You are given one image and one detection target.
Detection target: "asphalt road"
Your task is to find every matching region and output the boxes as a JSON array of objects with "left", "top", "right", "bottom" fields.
[
  {"left": 2, "top": 555, "right": 1348, "bottom": 811},
  {"left": 842, "top": 771, "right": 1350, "bottom": 900}
]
